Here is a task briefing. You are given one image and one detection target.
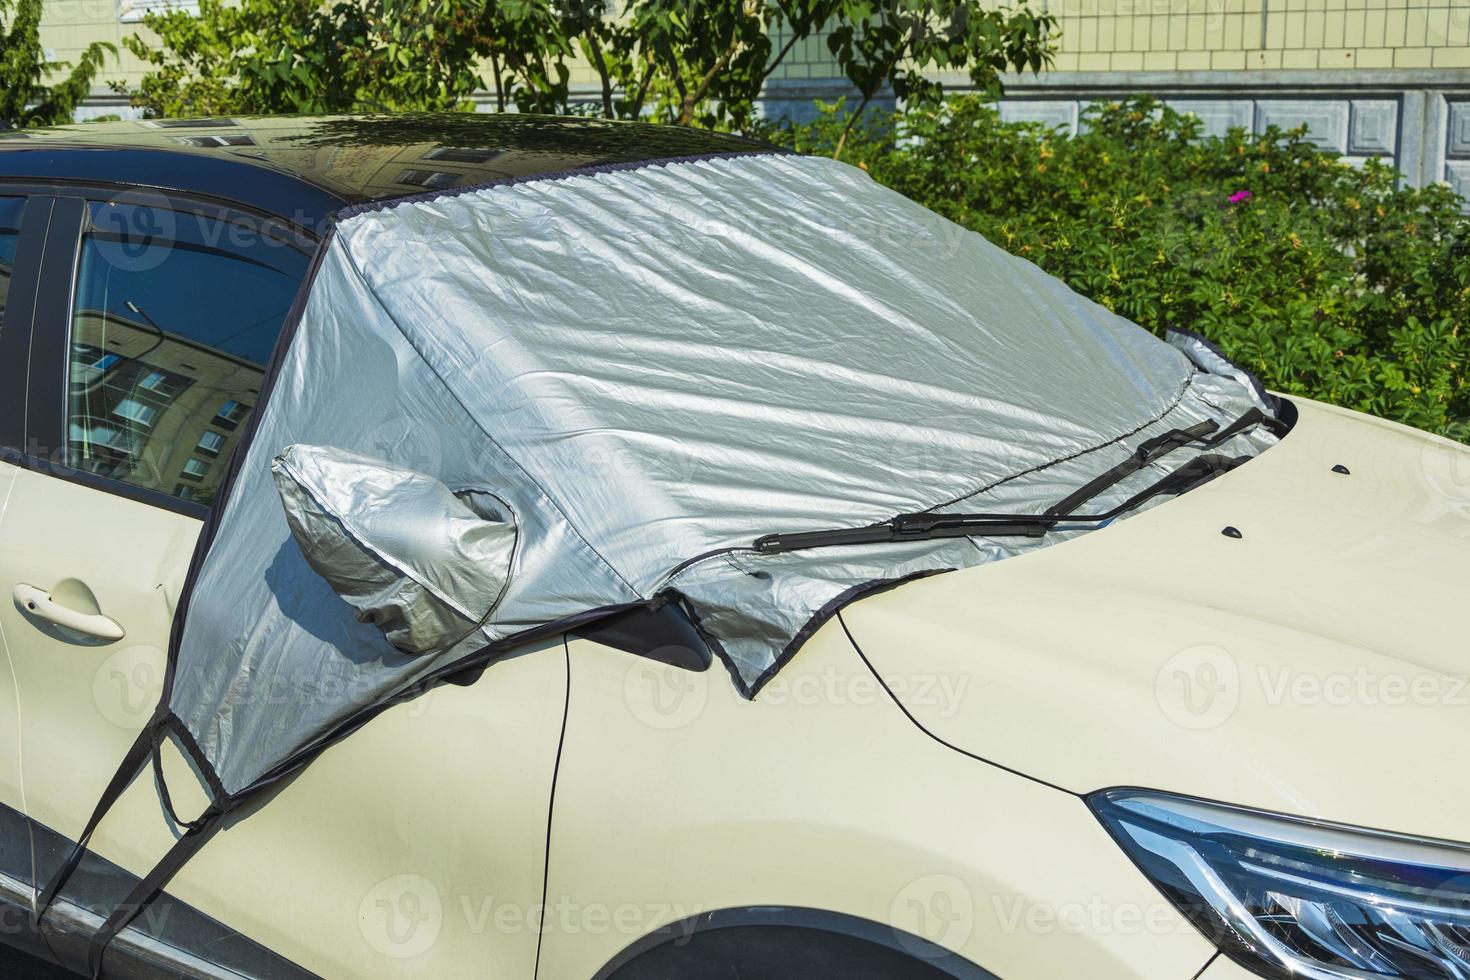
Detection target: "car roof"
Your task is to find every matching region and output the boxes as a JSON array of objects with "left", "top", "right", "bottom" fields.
[{"left": 0, "top": 113, "right": 772, "bottom": 232}]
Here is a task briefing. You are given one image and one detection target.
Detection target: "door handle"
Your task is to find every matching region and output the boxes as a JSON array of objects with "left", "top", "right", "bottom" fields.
[{"left": 13, "top": 584, "right": 126, "bottom": 641}]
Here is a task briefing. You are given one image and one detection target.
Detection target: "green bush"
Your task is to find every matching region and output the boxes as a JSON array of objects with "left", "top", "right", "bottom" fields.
[{"left": 771, "top": 96, "right": 1470, "bottom": 442}]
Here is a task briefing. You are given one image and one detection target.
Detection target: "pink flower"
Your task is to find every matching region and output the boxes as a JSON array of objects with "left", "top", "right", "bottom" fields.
[{"left": 1228, "top": 189, "right": 1253, "bottom": 204}]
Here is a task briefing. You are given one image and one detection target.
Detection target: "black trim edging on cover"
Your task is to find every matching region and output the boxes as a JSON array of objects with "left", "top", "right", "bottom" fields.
[{"left": 334, "top": 149, "right": 788, "bottom": 221}]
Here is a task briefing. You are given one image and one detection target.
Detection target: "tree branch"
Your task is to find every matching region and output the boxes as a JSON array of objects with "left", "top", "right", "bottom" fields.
[
  {"left": 677, "top": 24, "right": 741, "bottom": 126},
  {"left": 488, "top": 51, "right": 505, "bottom": 112},
  {"left": 629, "top": 57, "right": 656, "bottom": 118},
  {"left": 762, "top": 25, "right": 803, "bottom": 87},
  {"left": 833, "top": 90, "right": 874, "bottom": 160},
  {"left": 581, "top": 24, "right": 615, "bottom": 118}
]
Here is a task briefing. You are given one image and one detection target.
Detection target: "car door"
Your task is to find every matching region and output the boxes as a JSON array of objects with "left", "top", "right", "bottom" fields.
[
  {"left": 0, "top": 192, "right": 37, "bottom": 876},
  {"left": 0, "top": 187, "right": 567, "bottom": 979}
]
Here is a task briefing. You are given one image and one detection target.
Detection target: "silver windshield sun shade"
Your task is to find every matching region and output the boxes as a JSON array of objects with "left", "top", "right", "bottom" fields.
[{"left": 161, "top": 152, "right": 1280, "bottom": 796}]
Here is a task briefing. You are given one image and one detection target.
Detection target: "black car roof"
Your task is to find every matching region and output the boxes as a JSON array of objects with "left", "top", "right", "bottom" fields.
[{"left": 0, "top": 113, "right": 771, "bottom": 232}]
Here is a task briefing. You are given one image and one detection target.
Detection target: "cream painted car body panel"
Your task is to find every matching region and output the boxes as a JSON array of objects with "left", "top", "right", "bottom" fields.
[
  {"left": 156, "top": 641, "right": 566, "bottom": 979},
  {"left": 844, "top": 397, "right": 1470, "bottom": 842},
  {"left": 0, "top": 459, "right": 21, "bottom": 806},
  {"left": 0, "top": 466, "right": 564, "bottom": 979},
  {"left": 0, "top": 468, "right": 196, "bottom": 842},
  {"left": 542, "top": 627, "right": 1215, "bottom": 980}
]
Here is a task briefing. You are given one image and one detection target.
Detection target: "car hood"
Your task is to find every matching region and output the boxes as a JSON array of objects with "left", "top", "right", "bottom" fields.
[{"left": 841, "top": 397, "right": 1470, "bottom": 841}]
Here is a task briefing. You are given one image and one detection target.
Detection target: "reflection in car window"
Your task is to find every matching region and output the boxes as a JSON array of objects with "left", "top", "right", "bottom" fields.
[
  {"left": 68, "top": 202, "right": 309, "bottom": 506},
  {"left": 0, "top": 197, "right": 26, "bottom": 328}
]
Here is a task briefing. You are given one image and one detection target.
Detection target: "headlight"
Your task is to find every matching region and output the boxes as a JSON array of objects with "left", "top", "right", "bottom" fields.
[{"left": 1090, "top": 789, "right": 1470, "bottom": 980}]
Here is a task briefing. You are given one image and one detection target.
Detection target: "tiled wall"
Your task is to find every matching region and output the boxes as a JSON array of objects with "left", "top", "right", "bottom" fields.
[
  {"left": 767, "top": 2, "right": 1470, "bottom": 77},
  {"left": 38, "top": 0, "right": 157, "bottom": 89},
  {"left": 1043, "top": 0, "right": 1470, "bottom": 73}
]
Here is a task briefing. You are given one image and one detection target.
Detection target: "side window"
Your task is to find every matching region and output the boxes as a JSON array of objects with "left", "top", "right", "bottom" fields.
[
  {"left": 67, "top": 201, "right": 309, "bottom": 507},
  {"left": 0, "top": 196, "right": 26, "bottom": 324}
]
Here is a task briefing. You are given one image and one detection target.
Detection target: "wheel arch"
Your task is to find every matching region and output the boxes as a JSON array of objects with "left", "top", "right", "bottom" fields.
[{"left": 592, "top": 905, "right": 998, "bottom": 980}]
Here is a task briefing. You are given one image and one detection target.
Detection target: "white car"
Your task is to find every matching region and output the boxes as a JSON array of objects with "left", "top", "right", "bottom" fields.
[{"left": 0, "top": 115, "right": 1466, "bottom": 980}]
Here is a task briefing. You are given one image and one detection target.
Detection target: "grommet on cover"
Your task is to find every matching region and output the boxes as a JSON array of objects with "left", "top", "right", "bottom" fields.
[
  {"left": 1221, "top": 526, "right": 1243, "bottom": 539},
  {"left": 1331, "top": 464, "right": 1351, "bottom": 475}
]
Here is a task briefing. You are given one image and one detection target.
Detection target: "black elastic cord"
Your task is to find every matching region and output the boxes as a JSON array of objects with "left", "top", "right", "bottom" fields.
[
  {"left": 85, "top": 807, "right": 225, "bottom": 979},
  {"left": 32, "top": 714, "right": 163, "bottom": 925}
]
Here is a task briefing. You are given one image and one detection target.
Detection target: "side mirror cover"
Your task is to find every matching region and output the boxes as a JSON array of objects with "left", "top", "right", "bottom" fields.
[{"left": 271, "top": 444, "right": 517, "bottom": 654}]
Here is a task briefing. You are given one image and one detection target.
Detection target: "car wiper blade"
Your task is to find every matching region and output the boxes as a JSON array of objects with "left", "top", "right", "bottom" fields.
[
  {"left": 1045, "top": 418, "right": 1220, "bottom": 517},
  {"left": 751, "top": 405, "right": 1282, "bottom": 557},
  {"left": 752, "top": 452, "right": 1245, "bottom": 556},
  {"left": 1045, "top": 407, "right": 1285, "bottom": 515},
  {"left": 751, "top": 515, "right": 1052, "bottom": 554}
]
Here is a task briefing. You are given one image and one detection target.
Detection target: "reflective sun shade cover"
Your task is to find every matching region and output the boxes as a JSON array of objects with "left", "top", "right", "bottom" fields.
[{"left": 167, "top": 152, "right": 1279, "bottom": 795}]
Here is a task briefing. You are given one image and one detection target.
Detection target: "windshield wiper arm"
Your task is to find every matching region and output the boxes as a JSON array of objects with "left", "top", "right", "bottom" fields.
[
  {"left": 752, "top": 452, "right": 1245, "bottom": 556},
  {"left": 1044, "top": 418, "right": 1219, "bottom": 517},
  {"left": 751, "top": 515, "right": 1052, "bottom": 554},
  {"left": 751, "top": 406, "right": 1284, "bottom": 557}
]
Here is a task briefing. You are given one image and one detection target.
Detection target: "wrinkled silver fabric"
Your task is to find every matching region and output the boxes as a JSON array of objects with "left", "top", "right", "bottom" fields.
[
  {"left": 1167, "top": 329, "right": 1275, "bottom": 415},
  {"left": 168, "top": 153, "right": 1279, "bottom": 793},
  {"left": 271, "top": 444, "right": 518, "bottom": 654}
]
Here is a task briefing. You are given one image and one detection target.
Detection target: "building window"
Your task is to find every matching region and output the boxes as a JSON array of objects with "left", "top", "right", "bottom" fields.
[
  {"left": 112, "top": 398, "right": 158, "bottom": 428},
  {"left": 172, "top": 483, "right": 196, "bottom": 501},
  {"left": 70, "top": 423, "right": 135, "bottom": 454},
  {"left": 180, "top": 457, "right": 210, "bottom": 480},
  {"left": 424, "top": 147, "right": 503, "bottom": 164},
  {"left": 70, "top": 348, "right": 123, "bottom": 387},
  {"left": 119, "top": 0, "right": 201, "bottom": 23},
  {"left": 141, "top": 117, "right": 235, "bottom": 129},
  {"left": 196, "top": 430, "right": 226, "bottom": 456},
  {"left": 395, "top": 169, "right": 461, "bottom": 190},
  {"left": 138, "top": 369, "right": 182, "bottom": 396},
  {"left": 175, "top": 134, "right": 256, "bottom": 148},
  {"left": 214, "top": 399, "right": 250, "bottom": 428}
]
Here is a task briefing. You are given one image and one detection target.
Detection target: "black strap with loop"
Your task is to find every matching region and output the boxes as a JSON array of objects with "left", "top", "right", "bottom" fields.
[
  {"left": 85, "top": 806, "right": 225, "bottom": 978},
  {"left": 32, "top": 707, "right": 229, "bottom": 978},
  {"left": 31, "top": 711, "right": 166, "bottom": 924}
]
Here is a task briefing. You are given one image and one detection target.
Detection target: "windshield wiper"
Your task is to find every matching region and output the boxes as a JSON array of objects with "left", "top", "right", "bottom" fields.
[
  {"left": 753, "top": 453, "right": 1243, "bottom": 554},
  {"left": 750, "top": 407, "right": 1278, "bottom": 556},
  {"left": 1045, "top": 418, "right": 1220, "bottom": 517}
]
